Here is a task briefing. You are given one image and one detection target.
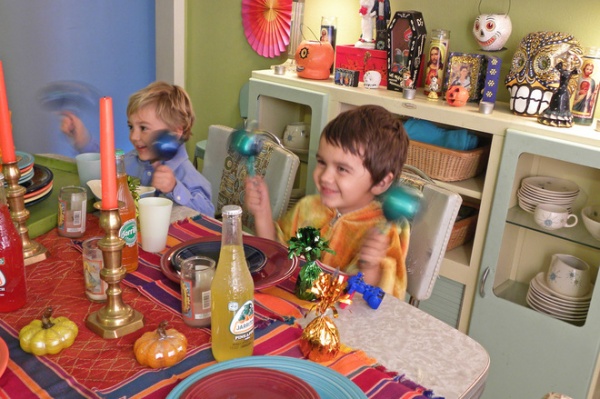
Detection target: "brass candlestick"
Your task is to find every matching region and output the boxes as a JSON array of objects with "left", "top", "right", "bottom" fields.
[
  {"left": 3, "top": 161, "right": 48, "bottom": 265},
  {"left": 86, "top": 206, "right": 143, "bottom": 338}
]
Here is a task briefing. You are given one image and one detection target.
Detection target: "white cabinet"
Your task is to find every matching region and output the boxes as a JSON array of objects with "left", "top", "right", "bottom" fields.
[
  {"left": 470, "top": 129, "right": 600, "bottom": 398},
  {"left": 248, "top": 69, "right": 600, "bottom": 339}
]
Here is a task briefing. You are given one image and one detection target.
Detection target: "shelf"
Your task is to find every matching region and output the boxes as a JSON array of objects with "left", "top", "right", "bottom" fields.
[{"left": 506, "top": 206, "right": 600, "bottom": 250}]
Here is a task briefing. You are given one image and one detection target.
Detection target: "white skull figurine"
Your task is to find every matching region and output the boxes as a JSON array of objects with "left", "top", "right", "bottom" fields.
[
  {"left": 472, "top": 14, "right": 512, "bottom": 52},
  {"left": 363, "top": 70, "right": 382, "bottom": 89}
]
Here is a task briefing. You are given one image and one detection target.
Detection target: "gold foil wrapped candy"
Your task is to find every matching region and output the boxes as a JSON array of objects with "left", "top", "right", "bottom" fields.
[{"left": 299, "top": 271, "right": 352, "bottom": 362}]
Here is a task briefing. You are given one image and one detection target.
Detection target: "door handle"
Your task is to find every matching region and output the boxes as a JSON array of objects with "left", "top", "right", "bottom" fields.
[{"left": 479, "top": 267, "right": 490, "bottom": 298}]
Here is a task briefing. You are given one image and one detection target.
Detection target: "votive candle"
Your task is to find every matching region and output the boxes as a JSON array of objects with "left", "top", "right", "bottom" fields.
[
  {"left": 0, "top": 61, "right": 17, "bottom": 163},
  {"left": 99, "top": 97, "right": 117, "bottom": 210}
]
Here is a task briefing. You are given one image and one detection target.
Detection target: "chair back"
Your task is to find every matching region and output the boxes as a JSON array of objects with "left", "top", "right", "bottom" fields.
[
  {"left": 202, "top": 125, "right": 299, "bottom": 230},
  {"left": 400, "top": 168, "right": 462, "bottom": 307}
]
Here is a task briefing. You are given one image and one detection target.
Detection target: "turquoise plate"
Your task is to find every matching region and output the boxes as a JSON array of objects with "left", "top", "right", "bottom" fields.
[{"left": 166, "top": 356, "right": 367, "bottom": 399}]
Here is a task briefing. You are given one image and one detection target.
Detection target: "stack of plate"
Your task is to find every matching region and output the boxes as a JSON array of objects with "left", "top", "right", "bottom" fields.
[
  {"left": 526, "top": 272, "right": 591, "bottom": 324},
  {"left": 22, "top": 165, "right": 54, "bottom": 206},
  {"left": 16, "top": 151, "right": 35, "bottom": 185},
  {"left": 517, "top": 176, "right": 579, "bottom": 213}
]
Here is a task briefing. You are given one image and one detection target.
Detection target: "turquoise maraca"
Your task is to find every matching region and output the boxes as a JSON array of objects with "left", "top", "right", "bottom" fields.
[
  {"left": 228, "top": 128, "right": 264, "bottom": 176},
  {"left": 381, "top": 184, "right": 422, "bottom": 223}
]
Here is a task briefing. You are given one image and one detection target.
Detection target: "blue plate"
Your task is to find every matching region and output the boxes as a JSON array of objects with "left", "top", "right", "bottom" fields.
[
  {"left": 166, "top": 356, "right": 367, "bottom": 399},
  {"left": 170, "top": 240, "right": 267, "bottom": 274},
  {"left": 16, "top": 151, "right": 34, "bottom": 171}
]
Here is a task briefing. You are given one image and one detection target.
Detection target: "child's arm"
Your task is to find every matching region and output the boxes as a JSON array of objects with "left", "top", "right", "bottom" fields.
[
  {"left": 357, "top": 227, "right": 389, "bottom": 286},
  {"left": 244, "top": 176, "right": 276, "bottom": 240},
  {"left": 60, "top": 112, "right": 98, "bottom": 153}
]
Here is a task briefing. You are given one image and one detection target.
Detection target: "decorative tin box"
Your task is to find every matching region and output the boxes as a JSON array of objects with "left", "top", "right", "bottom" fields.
[
  {"left": 386, "top": 11, "right": 427, "bottom": 92},
  {"left": 335, "top": 44, "right": 388, "bottom": 86}
]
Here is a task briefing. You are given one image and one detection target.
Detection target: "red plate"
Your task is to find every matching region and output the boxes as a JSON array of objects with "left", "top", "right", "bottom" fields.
[
  {"left": 180, "top": 367, "right": 319, "bottom": 399},
  {"left": 161, "top": 236, "right": 297, "bottom": 291}
]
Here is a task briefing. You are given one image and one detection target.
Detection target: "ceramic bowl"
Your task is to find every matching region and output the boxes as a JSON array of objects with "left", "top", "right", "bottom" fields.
[
  {"left": 282, "top": 123, "right": 310, "bottom": 151},
  {"left": 86, "top": 179, "right": 156, "bottom": 200},
  {"left": 582, "top": 205, "right": 600, "bottom": 241}
]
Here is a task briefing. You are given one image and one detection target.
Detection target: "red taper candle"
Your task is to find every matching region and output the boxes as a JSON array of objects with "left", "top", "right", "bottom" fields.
[
  {"left": 100, "top": 97, "right": 118, "bottom": 209},
  {"left": 0, "top": 61, "right": 17, "bottom": 163}
]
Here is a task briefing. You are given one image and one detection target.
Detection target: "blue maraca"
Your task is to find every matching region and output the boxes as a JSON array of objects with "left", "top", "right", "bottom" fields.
[
  {"left": 228, "top": 128, "right": 264, "bottom": 176},
  {"left": 152, "top": 130, "right": 181, "bottom": 162},
  {"left": 381, "top": 184, "right": 422, "bottom": 223}
]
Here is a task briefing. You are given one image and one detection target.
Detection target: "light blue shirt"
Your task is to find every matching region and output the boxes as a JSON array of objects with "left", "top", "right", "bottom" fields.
[{"left": 124, "top": 145, "right": 214, "bottom": 216}]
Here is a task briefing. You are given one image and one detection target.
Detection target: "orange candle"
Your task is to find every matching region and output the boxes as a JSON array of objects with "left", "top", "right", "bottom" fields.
[
  {"left": 100, "top": 97, "right": 118, "bottom": 210},
  {"left": 0, "top": 61, "right": 16, "bottom": 164}
]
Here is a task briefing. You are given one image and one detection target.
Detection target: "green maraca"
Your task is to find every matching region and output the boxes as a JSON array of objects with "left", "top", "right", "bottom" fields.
[{"left": 228, "top": 128, "right": 264, "bottom": 176}]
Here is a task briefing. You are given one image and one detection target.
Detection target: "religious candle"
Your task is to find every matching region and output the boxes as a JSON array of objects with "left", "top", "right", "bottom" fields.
[
  {"left": 0, "top": 61, "right": 17, "bottom": 164},
  {"left": 99, "top": 97, "right": 118, "bottom": 209}
]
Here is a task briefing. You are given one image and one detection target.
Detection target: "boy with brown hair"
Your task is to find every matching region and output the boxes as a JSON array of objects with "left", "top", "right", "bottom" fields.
[{"left": 245, "top": 104, "right": 410, "bottom": 298}]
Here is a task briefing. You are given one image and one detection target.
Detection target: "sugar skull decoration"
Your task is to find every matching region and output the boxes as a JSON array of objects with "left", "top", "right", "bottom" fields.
[
  {"left": 472, "top": 14, "right": 512, "bottom": 51},
  {"left": 363, "top": 70, "right": 382, "bottom": 89},
  {"left": 505, "top": 31, "right": 582, "bottom": 117},
  {"left": 295, "top": 40, "right": 334, "bottom": 80}
]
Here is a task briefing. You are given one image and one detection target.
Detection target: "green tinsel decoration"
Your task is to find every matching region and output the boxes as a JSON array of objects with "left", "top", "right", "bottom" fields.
[{"left": 288, "top": 226, "right": 335, "bottom": 301}]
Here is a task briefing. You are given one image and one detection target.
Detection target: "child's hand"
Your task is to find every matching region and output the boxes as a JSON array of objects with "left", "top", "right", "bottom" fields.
[
  {"left": 60, "top": 112, "right": 91, "bottom": 151},
  {"left": 358, "top": 227, "right": 390, "bottom": 286},
  {"left": 151, "top": 162, "right": 177, "bottom": 193},
  {"left": 244, "top": 176, "right": 271, "bottom": 218}
]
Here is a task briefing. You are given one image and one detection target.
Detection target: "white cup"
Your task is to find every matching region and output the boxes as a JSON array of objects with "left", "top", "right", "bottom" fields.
[
  {"left": 283, "top": 122, "right": 310, "bottom": 151},
  {"left": 533, "top": 204, "right": 578, "bottom": 230},
  {"left": 546, "top": 254, "right": 592, "bottom": 297},
  {"left": 76, "top": 152, "right": 101, "bottom": 209},
  {"left": 138, "top": 197, "right": 173, "bottom": 253}
]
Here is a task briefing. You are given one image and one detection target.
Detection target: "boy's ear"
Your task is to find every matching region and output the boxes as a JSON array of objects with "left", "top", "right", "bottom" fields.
[{"left": 371, "top": 172, "right": 395, "bottom": 195}]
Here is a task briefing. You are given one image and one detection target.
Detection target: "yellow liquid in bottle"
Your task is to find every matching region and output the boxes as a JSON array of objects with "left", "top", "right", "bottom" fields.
[{"left": 211, "top": 244, "right": 254, "bottom": 362}]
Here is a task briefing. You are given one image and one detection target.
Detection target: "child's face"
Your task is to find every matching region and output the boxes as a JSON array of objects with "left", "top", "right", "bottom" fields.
[
  {"left": 313, "top": 136, "right": 377, "bottom": 215},
  {"left": 128, "top": 105, "right": 181, "bottom": 161}
]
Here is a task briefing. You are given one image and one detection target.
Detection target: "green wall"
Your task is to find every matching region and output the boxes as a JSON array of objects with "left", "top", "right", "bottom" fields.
[{"left": 186, "top": 0, "right": 600, "bottom": 157}]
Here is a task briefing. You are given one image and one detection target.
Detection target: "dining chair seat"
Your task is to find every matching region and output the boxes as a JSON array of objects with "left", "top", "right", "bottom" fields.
[{"left": 202, "top": 124, "right": 299, "bottom": 231}]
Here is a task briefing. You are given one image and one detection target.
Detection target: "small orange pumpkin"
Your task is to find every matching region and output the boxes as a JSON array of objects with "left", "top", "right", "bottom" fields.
[
  {"left": 295, "top": 40, "right": 334, "bottom": 80},
  {"left": 445, "top": 85, "right": 470, "bottom": 107},
  {"left": 133, "top": 321, "right": 187, "bottom": 369}
]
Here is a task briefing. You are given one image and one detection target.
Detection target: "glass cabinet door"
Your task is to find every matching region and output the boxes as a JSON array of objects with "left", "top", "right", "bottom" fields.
[{"left": 470, "top": 129, "right": 600, "bottom": 399}]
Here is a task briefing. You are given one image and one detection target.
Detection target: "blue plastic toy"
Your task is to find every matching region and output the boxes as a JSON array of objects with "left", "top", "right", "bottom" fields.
[{"left": 345, "top": 272, "right": 385, "bottom": 309}]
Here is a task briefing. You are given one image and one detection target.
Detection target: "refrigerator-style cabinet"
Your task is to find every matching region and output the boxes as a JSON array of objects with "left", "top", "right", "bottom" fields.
[{"left": 470, "top": 129, "right": 600, "bottom": 398}]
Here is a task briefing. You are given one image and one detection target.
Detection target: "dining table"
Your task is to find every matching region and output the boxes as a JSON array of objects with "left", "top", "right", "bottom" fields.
[{"left": 0, "top": 206, "right": 489, "bottom": 399}]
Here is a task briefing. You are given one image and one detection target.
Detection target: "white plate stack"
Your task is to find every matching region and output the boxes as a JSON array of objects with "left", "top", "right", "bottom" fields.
[
  {"left": 517, "top": 176, "right": 579, "bottom": 213},
  {"left": 526, "top": 272, "right": 591, "bottom": 324}
]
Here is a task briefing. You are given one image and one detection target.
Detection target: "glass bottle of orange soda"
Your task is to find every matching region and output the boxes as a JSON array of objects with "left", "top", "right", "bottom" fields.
[
  {"left": 211, "top": 205, "right": 254, "bottom": 361},
  {"left": 116, "top": 150, "right": 138, "bottom": 273}
]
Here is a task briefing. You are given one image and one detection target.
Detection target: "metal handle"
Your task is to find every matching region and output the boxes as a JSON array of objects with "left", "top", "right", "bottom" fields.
[{"left": 479, "top": 267, "right": 490, "bottom": 298}]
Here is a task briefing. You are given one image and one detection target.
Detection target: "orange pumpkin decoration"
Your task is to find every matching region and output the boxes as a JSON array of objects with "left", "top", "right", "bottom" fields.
[
  {"left": 295, "top": 40, "right": 334, "bottom": 80},
  {"left": 133, "top": 321, "right": 187, "bottom": 369},
  {"left": 445, "top": 85, "right": 470, "bottom": 107}
]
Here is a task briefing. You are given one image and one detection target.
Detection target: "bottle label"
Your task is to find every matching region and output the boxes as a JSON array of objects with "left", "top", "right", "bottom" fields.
[
  {"left": 119, "top": 219, "right": 138, "bottom": 247},
  {"left": 229, "top": 300, "right": 254, "bottom": 340}
]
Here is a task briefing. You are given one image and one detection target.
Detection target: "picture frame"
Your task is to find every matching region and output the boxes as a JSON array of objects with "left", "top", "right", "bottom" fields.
[{"left": 443, "top": 52, "right": 486, "bottom": 102}]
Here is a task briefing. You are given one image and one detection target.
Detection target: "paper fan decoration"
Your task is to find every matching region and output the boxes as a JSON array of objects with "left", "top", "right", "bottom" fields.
[{"left": 242, "top": 0, "right": 293, "bottom": 58}]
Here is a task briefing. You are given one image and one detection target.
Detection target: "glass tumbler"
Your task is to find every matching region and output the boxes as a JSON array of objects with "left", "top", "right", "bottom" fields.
[{"left": 180, "top": 255, "right": 216, "bottom": 327}]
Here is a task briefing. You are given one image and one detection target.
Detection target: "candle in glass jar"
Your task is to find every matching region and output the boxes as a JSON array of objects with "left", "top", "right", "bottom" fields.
[
  {"left": 99, "top": 97, "right": 118, "bottom": 209},
  {"left": 0, "top": 61, "right": 16, "bottom": 164}
]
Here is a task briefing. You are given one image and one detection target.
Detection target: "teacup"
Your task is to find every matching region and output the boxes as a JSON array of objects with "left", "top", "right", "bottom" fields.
[
  {"left": 546, "top": 254, "right": 591, "bottom": 297},
  {"left": 283, "top": 122, "right": 310, "bottom": 151},
  {"left": 533, "top": 204, "right": 577, "bottom": 231}
]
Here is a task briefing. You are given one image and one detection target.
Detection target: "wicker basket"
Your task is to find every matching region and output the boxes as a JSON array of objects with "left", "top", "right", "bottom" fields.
[
  {"left": 447, "top": 203, "right": 479, "bottom": 251},
  {"left": 406, "top": 140, "right": 490, "bottom": 182}
]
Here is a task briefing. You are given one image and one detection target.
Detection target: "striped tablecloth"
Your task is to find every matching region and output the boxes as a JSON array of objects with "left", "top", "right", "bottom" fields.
[{"left": 0, "top": 214, "right": 442, "bottom": 399}]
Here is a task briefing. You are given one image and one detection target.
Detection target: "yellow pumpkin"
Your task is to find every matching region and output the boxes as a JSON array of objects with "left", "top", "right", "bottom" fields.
[
  {"left": 133, "top": 321, "right": 188, "bottom": 369},
  {"left": 19, "top": 307, "right": 78, "bottom": 356}
]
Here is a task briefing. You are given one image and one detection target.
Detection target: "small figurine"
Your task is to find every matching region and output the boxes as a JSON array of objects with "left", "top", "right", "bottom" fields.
[
  {"left": 356, "top": 0, "right": 375, "bottom": 49},
  {"left": 345, "top": 272, "right": 385, "bottom": 309},
  {"left": 537, "top": 61, "right": 579, "bottom": 128},
  {"left": 372, "top": 0, "right": 391, "bottom": 50},
  {"left": 427, "top": 76, "right": 440, "bottom": 100}
]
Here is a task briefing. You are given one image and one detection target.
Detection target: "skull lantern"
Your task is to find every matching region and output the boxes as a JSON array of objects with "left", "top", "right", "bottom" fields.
[
  {"left": 505, "top": 32, "right": 582, "bottom": 117},
  {"left": 295, "top": 40, "right": 334, "bottom": 80},
  {"left": 445, "top": 85, "right": 470, "bottom": 107},
  {"left": 472, "top": 14, "right": 512, "bottom": 51}
]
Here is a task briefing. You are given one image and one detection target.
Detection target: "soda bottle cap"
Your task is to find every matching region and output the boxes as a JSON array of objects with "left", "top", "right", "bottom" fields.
[{"left": 222, "top": 205, "right": 242, "bottom": 216}]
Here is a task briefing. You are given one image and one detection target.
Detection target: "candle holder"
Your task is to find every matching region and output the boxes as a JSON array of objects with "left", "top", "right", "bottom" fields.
[
  {"left": 3, "top": 161, "right": 48, "bottom": 265},
  {"left": 86, "top": 205, "right": 143, "bottom": 338}
]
